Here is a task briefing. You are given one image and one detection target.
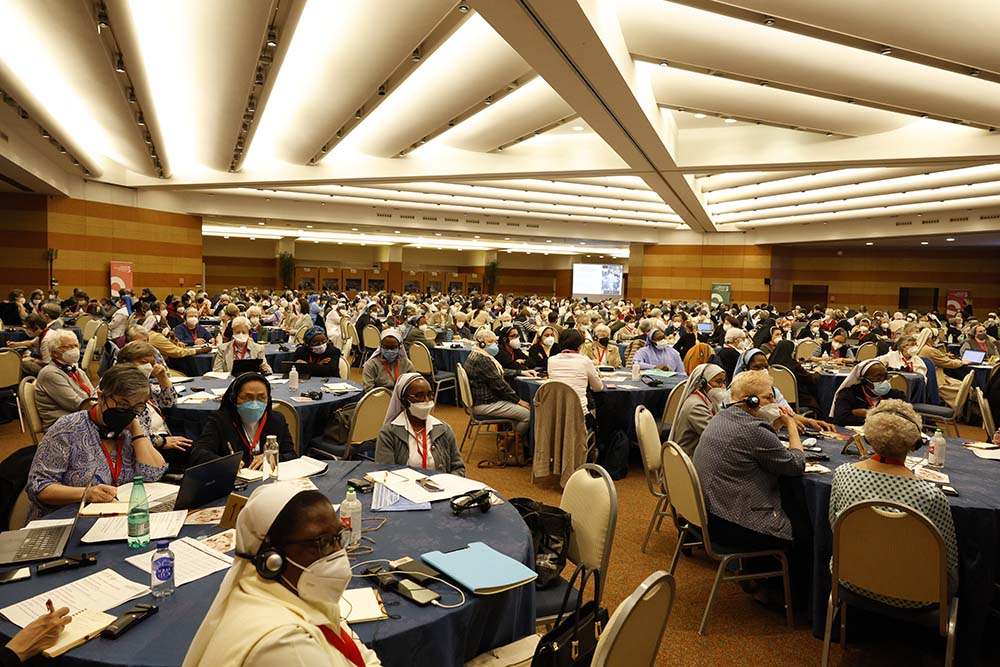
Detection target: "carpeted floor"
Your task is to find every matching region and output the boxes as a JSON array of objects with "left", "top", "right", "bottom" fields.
[{"left": 1, "top": 371, "right": 994, "bottom": 666}]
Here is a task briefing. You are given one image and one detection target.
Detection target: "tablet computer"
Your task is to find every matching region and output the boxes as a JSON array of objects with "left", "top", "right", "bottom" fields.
[{"left": 961, "top": 349, "right": 986, "bottom": 364}]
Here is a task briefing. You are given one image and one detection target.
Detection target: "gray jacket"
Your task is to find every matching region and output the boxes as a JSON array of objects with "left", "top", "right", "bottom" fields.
[{"left": 374, "top": 420, "right": 466, "bottom": 477}]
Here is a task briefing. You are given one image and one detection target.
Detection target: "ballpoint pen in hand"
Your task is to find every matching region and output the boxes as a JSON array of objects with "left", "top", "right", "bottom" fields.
[{"left": 94, "top": 474, "right": 119, "bottom": 501}]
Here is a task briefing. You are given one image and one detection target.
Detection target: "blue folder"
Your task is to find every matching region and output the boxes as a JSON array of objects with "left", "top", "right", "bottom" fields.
[{"left": 421, "top": 541, "right": 537, "bottom": 594}]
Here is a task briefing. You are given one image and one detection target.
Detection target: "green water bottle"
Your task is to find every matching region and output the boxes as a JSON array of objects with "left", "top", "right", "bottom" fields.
[{"left": 127, "top": 477, "right": 150, "bottom": 549}]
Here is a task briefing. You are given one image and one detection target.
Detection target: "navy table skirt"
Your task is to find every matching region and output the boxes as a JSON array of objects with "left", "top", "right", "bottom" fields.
[
  {"left": 0, "top": 326, "right": 82, "bottom": 346},
  {"left": 0, "top": 461, "right": 534, "bottom": 667},
  {"left": 430, "top": 344, "right": 472, "bottom": 376},
  {"left": 167, "top": 376, "right": 363, "bottom": 445},
  {"left": 802, "top": 434, "right": 1000, "bottom": 664},
  {"left": 166, "top": 344, "right": 296, "bottom": 377},
  {"left": 944, "top": 363, "right": 996, "bottom": 391}
]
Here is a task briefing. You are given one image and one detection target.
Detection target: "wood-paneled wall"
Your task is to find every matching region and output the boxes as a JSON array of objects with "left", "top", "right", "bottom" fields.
[
  {"left": 0, "top": 194, "right": 49, "bottom": 295},
  {"left": 628, "top": 243, "right": 772, "bottom": 304}
]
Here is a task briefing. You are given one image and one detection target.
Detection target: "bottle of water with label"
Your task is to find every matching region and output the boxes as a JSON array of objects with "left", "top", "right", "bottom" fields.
[
  {"left": 341, "top": 488, "right": 362, "bottom": 547},
  {"left": 631, "top": 360, "right": 640, "bottom": 382},
  {"left": 288, "top": 364, "right": 299, "bottom": 391},
  {"left": 127, "top": 477, "right": 150, "bottom": 549},
  {"left": 151, "top": 540, "right": 175, "bottom": 598},
  {"left": 263, "top": 434, "right": 280, "bottom": 480},
  {"left": 928, "top": 429, "right": 946, "bottom": 468}
]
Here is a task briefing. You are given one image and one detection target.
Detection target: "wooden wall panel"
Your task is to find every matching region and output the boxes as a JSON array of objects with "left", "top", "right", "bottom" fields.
[
  {"left": 495, "top": 268, "right": 556, "bottom": 296},
  {"left": 0, "top": 194, "right": 49, "bottom": 295},
  {"left": 204, "top": 256, "right": 277, "bottom": 293},
  {"left": 629, "top": 243, "right": 772, "bottom": 304}
]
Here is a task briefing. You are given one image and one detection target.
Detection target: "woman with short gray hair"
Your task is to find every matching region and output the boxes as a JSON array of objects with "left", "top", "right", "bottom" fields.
[
  {"left": 213, "top": 316, "right": 271, "bottom": 374},
  {"left": 34, "top": 329, "right": 92, "bottom": 430},
  {"left": 26, "top": 364, "right": 166, "bottom": 521}
]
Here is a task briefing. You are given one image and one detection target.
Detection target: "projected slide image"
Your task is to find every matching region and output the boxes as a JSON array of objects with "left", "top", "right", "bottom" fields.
[{"left": 573, "top": 263, "right": 624, "bottom": 299}]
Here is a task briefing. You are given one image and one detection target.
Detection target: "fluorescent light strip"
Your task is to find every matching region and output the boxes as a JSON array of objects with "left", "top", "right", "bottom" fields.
[{"left": 704, "top": 167, "right": 952, "bottom": 204}]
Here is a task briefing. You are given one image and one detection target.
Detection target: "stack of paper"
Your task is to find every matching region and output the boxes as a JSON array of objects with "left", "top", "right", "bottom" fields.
[
  {"left": 372, "top": 470, "right": 490, "bottom": 504},
  {"left": 370, "top": 483, "right": 430, "bottom": 512},
  {"left": 80, "top": 502, "right": 129, "bottom": 517},
  {"left": 125, "top": 536, "right": 232, "bottom": 586},
  {"left": 340, "top": 588, "right": 388, "bottom": 623},
  {"left": 117, "top": 481, "right": 180, "bottom": 505},
  {"left": 202, "top": 371, "right": 231, "bottom": 380},
  {"left": 277, "top": 456, "right": 328, "bottom": 480},
  {"left": 642, "top": 369, "right": 677, "bottom": 379},
  {"left": 81, "top": 510, "right": 187, "bottom": 543},
  {"left": 0, "top": 570, "right": 148, "bottom": 628},
  {"left": 237, "top": 469, "right": 265, "bottom": 482}
]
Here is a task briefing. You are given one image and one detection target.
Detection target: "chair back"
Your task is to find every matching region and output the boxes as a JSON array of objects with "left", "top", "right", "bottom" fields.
[
  {"left": 591, "top": 571, "right": 676, "bottom": 667},
  {"left": 534, "top": 381, "right": 589, "bottom": 481},
  {"left": 8, "top": 489, "right": 31, "bottom": 531},
  {"left": 456, "top": 363, "right": 473, "bottom": 412},
  {"left": 660, "top": 441, "right": 709, "bottom": 533},
  {"left": 768, "top": 365, "right": 798, "bottom": 407},
  {"left": 270, "top": 399, "right": 300, "bottom": 455},
  {"left": 362, "top": 325, "right": 381, "bottom": 351},
  {"left": 889, "top": 372, "right": 909, "bottom": 395},
  {"left": 560, "top": 464, "right": 617, "bottom": 582},
  {"left": 660, "top": 380, "right": 687, "bottom": 426},
  {"left": 83, "top": 319, "right": 100, "bottom": 341},
  {"left": 0, "top": 350, "right": 21, "bottom": 390},
  {"left": 795, "top": 339, "right": 819, "bottom": 361},
  {"left": 831, "top": 499, "right": 950, "bottom": 632},
  {"left": 855, "top": 342, "right": 877, "bottom": 362},
  {"left": 635, "top": 406, "right": 663, "bottom": 496},
  {"left": 347, "top": 388, "right": 391, "bottom": 445},
  {"left": 80, "top": 337, "right": 98, "bottom": 377},
  {"left": 424, "top": 328, "right": 437, "bottom": 343},
  {"left": 342, "top": 319, "right": 359, "bottom": 347},
  {"left": 338, "top": 356, "right": 350, "bottom": 380},
  {"left": 92, "top": 322, "right": 108, "bottom": 355},
  {"left": 293, "top": 326, "right": 307, "bottom": 345},
  {"left": 953, "top": 369, "right": 976, "bottom": 414},
  {"left": 74, "top": 314, "right": 93, "bottom": 333},
  {"left": 18, "top": 377, "right": 44, "bottom": 445},
  {"left": 975, "top": 387, "right": 996, "bottom": 439},
  {"left": 408, "top": 341, "right": 434, "bottom": 377}
]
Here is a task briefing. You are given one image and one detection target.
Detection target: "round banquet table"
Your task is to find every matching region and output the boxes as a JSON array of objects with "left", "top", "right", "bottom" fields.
[
  {"left": 166, "top": 375, "right": 363, "bottom": 445},
  {"left": 0, "top": 326, "right": 83, "bottom": 347},
  {"left": 0, "top": 461, "right": 535, "bottom": 667},
  {"left": 514, "top": 371, "right": 685, "bottom": 479},
  {"left": 197, "top": 316, "right": 221, "bottom": 327},
  {"left": 166, "top": 343, "right": 296, "bottom": 377},
  {"left": 945, "top": 363, "right": 996, "bottom": 391},
  {"left": 430, "top": 342, "right": 472, "bottom": 376},
  {"left": 801, "top": 433, "right": 1000, "bottom": 664},
  {"left": 814, "top": 368, "right": 929, "bottom": 417}
]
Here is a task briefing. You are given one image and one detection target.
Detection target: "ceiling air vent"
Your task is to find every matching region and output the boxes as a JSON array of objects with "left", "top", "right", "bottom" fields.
[
  {"left": 527, "top": 223, "right": 540, "bottom": 229},
  {"left": 980, "top": 213, "right": 1000, "bottom": 220},
  {"left": 375, "top": 212, "right": 393, "bottom": 218},
  {"left": 399, "top": 214, "right": 415, "bottom": 219},
  {"left": 949, "top": 217, "right": 968, "bottom": 222},
  {"left": 921, "top": 219, "right": 940, "bottom": 224},
  {"left": 422, "top": 216, "right": 437, "bottom": 221},
  {"left": 894, "top": 221, "right": 912, "bottom": 226},
  {"left": 445, "top": 217, "right": 459, "bottom": 222},
  {"left": 484, "top": 221, "right": 500, "bottom": 226}
]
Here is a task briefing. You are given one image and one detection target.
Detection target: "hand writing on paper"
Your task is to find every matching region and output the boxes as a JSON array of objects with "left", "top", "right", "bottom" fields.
[{"left": 7, "top": 606, "right": 72, "bottom": 661}]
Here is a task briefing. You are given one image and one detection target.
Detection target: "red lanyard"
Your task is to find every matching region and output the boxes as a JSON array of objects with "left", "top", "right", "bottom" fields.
[
  {"left": 832, "top": 347, "right": 841, "bottom": 359},
  {"left": 977, "top": 339, "right": 988, "bottom": 352},
  {"left": 597, "top": 347, "right": 606, "bottom": 363},
  {"left": 871, "top": 454, "right": 905, "bottom": 466},
  {"left": 235, "top": 344, "right": 248, "bottom": 360},
  {"left": 416, "top": 427, "right": 429, "bottom": 468},
  {"left": 233, "top": 413, "right": 268, "bottom": 454},
  {"left": 381, "top": 359, "right": 399, "bottom": 381},
  {"left": 862, "top": 389, "right": 878, "bottom": 408},
  {"left": 319, "top": 625, "right": 365, "bottom": 667},
  {"left": 694, "top": 390, "right": 714, "bottom": 411},
  {"left": 90, "top": 408, "right": 124, "bottom": 485},
  {"left": 66, "top": 369, "right": 90, "bottom": 394}
]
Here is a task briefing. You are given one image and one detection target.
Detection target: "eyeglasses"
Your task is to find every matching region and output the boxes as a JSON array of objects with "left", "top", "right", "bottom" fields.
[
  {"left": 285, "top": 528, "right": 344, "bottom": 554},
  {"left": 407, "top": 390, "right": 434, "bottom": 402},
  {"left": 106, "top": 396, "right": 147, "bottom": 414}
]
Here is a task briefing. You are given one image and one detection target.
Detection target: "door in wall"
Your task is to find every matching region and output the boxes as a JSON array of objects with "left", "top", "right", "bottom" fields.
[{"left": 791, "top": 284, "right": 829, "bottom": 308}]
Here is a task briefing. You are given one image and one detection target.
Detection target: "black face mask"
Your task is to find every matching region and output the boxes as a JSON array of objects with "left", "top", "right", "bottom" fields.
[
  {"left": 101, "top": 407, "right": 136, "bottom": 437},
  {"left": 598, "top": 337, "right": 610, "bottom": 347}
]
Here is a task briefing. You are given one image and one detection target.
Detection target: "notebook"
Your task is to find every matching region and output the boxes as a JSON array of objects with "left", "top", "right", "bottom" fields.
[
  {"left": 421, "top": 542, "right": 537, "bottom": 594},
  {"left": 42, "top": 608, "right": 116, "bottom": 657},
  {"left": 340, "top": 587, "right": 388, "bottom": 623}
]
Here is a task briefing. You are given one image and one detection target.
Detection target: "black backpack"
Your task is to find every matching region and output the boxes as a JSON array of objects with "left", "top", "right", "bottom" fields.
[{"left": 510, "top": 497, "right": 572, "bottom": 589}]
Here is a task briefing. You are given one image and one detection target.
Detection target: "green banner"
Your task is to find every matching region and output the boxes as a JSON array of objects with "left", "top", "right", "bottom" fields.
[{"left": 711, "top": 283, "right": 731, "bottom": 307}]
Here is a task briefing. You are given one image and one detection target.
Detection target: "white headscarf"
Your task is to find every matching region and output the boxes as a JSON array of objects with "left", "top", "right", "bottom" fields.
[
  {"left": 914, "top": 327, "right": 933, "bottom": 352},
  {"left": 828, "top": 358, "right": 885, "bottom": 418},
  {"left": 384, "top": 372, "right": 424, "bottom": 425},
  {"left": 183, "top": 483, "right": 307, "bottom": 667}
]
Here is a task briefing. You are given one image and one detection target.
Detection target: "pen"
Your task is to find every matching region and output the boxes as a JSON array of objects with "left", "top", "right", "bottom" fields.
[{"left": 94, "top": 474, "right": 119, "bottom": 501}]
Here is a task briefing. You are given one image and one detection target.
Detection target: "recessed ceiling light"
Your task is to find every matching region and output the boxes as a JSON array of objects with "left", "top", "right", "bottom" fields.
[
  {"left": 474, "top": 235, "right": 480, "bottom": 239},
  {"left": 723, "top": 117, "right": 737, "bottom": 124},
  {"left": 434, "top": 232, "right": 442, "bottom": 236},
  {"left": 920, "top": 241, "right": 929, "bottom": 245},
  {"left": 257, "top": 222, "right": 265, "bottom": 225},
  {"left": 394, "top": 230, "right": 400, "bottom": 234},
  {"left": 865, "top": 242, "right": 874, "bottom": 246},
  {"left": 306, "top": 225, "right": 313, "bottom": 228},
  {"left": 946, "top": 237, "right": 955, "bottom": 242},
  {"left": 545, "top": 239, "right": 552, "bottom": 243},
  {"left": 351, "top": 227, "right": 358, "bottom": 231},
  {"left": 504, "top": 237, "right": 510, "bottom": 240},
  {"left": 572, "top": 126, "right": 584, "bottom": 131},
  {"left": 313, "top": 240, "right": 319, "bottom": 244},
  {"left": 693, "top": 113, "right": 707, "bottom": 119},
  {"left": 879, "top": 46, "right": 892, "bottom": 55}
]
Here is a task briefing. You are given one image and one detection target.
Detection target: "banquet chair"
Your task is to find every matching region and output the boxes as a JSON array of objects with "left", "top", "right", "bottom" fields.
[
  {"left": 536, "top": 464, "right": 617, "bottom": 625},
  {"left": 635, "top": 406, "right": 669, "bottom": 553},
  {"left": 855, "top": 342, "right": 878, "bottom": 362},
  {"left": 661, "top": 440, "right": 793, "bottom": 635},
  {"left": 74, "top": 314, "right": 93, "bottom": 333},
  {"left": 532, "top": 380, "right": 593, "bottom": 485},
  {"left": 769, "top": 365, "right": 801, "bottom": 412},
  {"left": 660, "top": 380, "right": 687, "bottom": 435},
  {"left": 270, "top": 399, "right": 300, "bottom": 455},
  {"left": 455, "top": 363, "right": 516, "bottom": 464},
  {"left": 822, "top": 500, "right": 957, "bottom": 667},
  {"left": 338, "top": 356, "right": 350, "bottom": 381},
  {"left": 82, "top": 319, "right": 100, "bottom": 342},
  {"left": 889, "top": 373, "right": 909, "bottom": 395},
  {"left": 591, "top": 571, "right": 676, "bottom": 667},
  {"left": 795, "top": 339, "right": 819, "bottom": 361},
  {"left": 0, "top": 445, "right": 36, "bottom": 531},
  {"left": 912, "top": 371, "right": 975, "bottom": 436},
  {"left": 342, "top": 388, "right": 391, "bottom": 460},
  {"left": 7, "top": 490, "right": 31, "bottom": 532},
  {"left": 362, "top": 325, "right": 381, "bottom": 360},
  {"left": 408, "top": 342, "right": 455, "bottom": 404},
  {"left": 80, "top": 337, "right": 98, "bottom": 383},
  {"left": 974, "top": 387, "right": 996, "bottom": 440},
  {"left": 0, "top": 350, "right": 24, "bottom": 432},
  {"left": 18, "top": 378, "right": 44, "bottom": 446}
]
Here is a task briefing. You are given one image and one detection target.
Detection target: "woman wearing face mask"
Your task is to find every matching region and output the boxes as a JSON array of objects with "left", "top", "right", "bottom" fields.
[
  {"left": 34, "top": 330, "right": 94, "bottom": 430},
  {"left": 184, "top": 485, "right": 382, "bottom": 667},
  {"left": 294, "top": 327, "right": 341, "bottom": 376},
  {"left": 453, "top": 312, "right": 473, "bottom": 340},
  {"left": 632, "top": 329, "right": 686, "bottom": 374},
  {"left": 584, "top": 324, "right": 622, "bottom": 368},
  {"left": 25, "top": 365, "right": 166, "bottom": 521},
  {"left": 671, "top": 363, "right": 728, "bottom": 456},
  {"left": 876, "top": 335, "right": 927, "bottom": 377},
  {"left": 215, "top": 316, "right": 272, "bottom": 374},
  {"left": 613, "top": 316, "right": 638, "bottom": 342},
  {"left": 374, "top": 374, "right": 465, "bottom": 475},
  {"left": 527, "top": 326, "right": 561, "bottom": 370},
  {"left": 189, "top": 373, "right": 297, "bottom": 470},
  {"left": 814, "top": 328, "right": 854, "bottom": 362},
  {"left": 246, "top": 306, "right": 265, "bottom": 341},
  {"left": 464, "top": 327, "right": 533, "bottom": 443},
  {"left": 402, "top": 315, "right": 435, "bottom": 351},
  {"left": 831, "top": 360, "right": 907, "bottom": 426},
  {"left": 796, "top": 319, "right": 828, "bottom": 342},
  {"left": 959, "top": 324, "right": 999, "bottom": 358},
  {"left": 719, "top": 327, "right": 748, "bottom": 382},
  {"left": 495, "top": 326, "right": 530, "bottom": 371},
  {"left": 362, "top": 329, "right": 415, "bottom": 392}
]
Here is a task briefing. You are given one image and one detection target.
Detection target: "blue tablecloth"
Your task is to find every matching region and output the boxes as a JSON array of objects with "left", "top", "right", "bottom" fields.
[
  {"left": 430, "top": 344, "right": 472, "bottom": 376},
  {"left": 0, "top": 462, "right": 534, "bottom": 667},
  {"left": 515, "top": 372, "right": 683, "bottom": 479},
  {"left": 945, "top": 364, "right": 996, "bottom": 391},
  {"left": 802, "top": 434, "right": 1000, "bottom": 664},
  {"left": 815, "top": 369, "right": 928, "bottom": 417},
  {"left": 166, "top": 344, "right": 296, "bottom": 378},
  {"left": 0, "top": 326, "right": 82, "bottom": 346},
  {"left": 167, "top": 375, "right": 363, "bottom": 445}
]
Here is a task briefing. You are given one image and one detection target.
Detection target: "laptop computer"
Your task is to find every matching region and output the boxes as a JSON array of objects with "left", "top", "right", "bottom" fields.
[
  {"left": 149, "top": 452, "right": 243, "bottom": 513},
  {"left": 232, "top": 358, "right": 263, "bottom": 376},
  {"left": 697, "top": 322, "right": 714, "bottom": 333},
  {"left": 0, "top": 303, "right": 22, "bottom": 327},
  {"left": 0, "top": 480, "right": 91, "bottom": 565},
  {"left": 961, "top": 349, "right": 986, "bottom": 364}
]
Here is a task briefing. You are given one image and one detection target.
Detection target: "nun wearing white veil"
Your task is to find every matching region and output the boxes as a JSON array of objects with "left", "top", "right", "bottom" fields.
[{"left": 184, "top": 483, "right": 381, "bottom": 667}]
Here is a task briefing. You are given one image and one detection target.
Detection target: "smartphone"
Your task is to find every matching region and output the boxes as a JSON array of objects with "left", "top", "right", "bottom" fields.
[
  {"left": 363, "top": 565, "right": 399, "bottom": 590},
  {"left": 36, "top": 553, "right": 98, "bottom": 576},
  {"left": 0, "top": 567, "right": 30, "bottom": 584},
  {"left": 941, "top": 485, "right": 959, "bottom": 496},
  {"left": 396, "top": 579, "right": 440, "bottom": 606}
]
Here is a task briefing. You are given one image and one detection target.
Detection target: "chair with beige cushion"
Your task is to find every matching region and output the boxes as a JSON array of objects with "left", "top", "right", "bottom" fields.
[
  {"left": 74, "top": 314, "right": 93, "bottom": 333},
  {"left": 338, "top": 356, "right": 350, "bottom": 382},
  {"left": 974, "top": 387, "right": 995, "bottom": 440},
  {"left": 0, "top": 350, "right": 24, "bottom": 432},
  {"left": 795, "top": 339, "right": 819, "bottom": 361},
  {"left": 270, "top": 399, "right": 300, "bottom": 455},
  {"left": 661, "top": 440, "right": 793, "bottom": 635},
  {"left": 855, "top": 342, "right": 878, "bottom": 362},
  {"left": 822, "top": 500, "right": 958, "bottom": 667},
  {"left": 591, "top": 571, "right": 676, "bottom": 667},
  {"left": 362, "top": 325, "right": 381, "bottom": 358},
  {"left": 635, "top": 405, "right": 669, "bottom": 553},
  {"left": 912, "top": 370, "right": 975, "bottom": 437},
  {"left": 408, "top": 342, "right": 456, "bottom": 404},
  {"left": 769, "top": 365, "right": 800, "bottom": 411},
  {"left": 455, "top": 363, "right": 516, "bottom": 463},
  {"left": 82, "top": 319, "right": 101, "bottom": 342},
  {"left": 344, "top": 388, "right": 391, "bottom": 460},
  {"left": 660, "top": 380, "right": 687, "bottom": 434},
  {"left": 18, "top": 377, "right": 44, "bottom": 446},
  {"left": 889, "top": 372, "right": 909, "bottom": 395}
]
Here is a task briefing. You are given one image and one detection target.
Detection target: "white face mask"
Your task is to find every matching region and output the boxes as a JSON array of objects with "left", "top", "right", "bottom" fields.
[
  {"left": 286, "top": 549, "right": 352, "bottom": 624},
  {"left": 906, "top": 346, "right": 919, "bottom": 358},
  {"left": 757, "top": 403, "right": 782, "bottom": 424},
  {"left": 186, "top": 316, "right": 199, "bottom": 327},
  {"left": 509, "top": 339, "right": 521, "bottom": 349},
  {"left": 234, "top": 333, "right": 250, "bottom": 344},
  {"left": 831, "top": 341, "right": 843, "bottom": 350},
  {"left": 408, "top": 401, "right": 434, "bottom": 420},
  {"left": 61, "top": 348, "right": 81, "bottom": 366},
  {"left": 419, "top": 324, "right": 428, "bottom": 331},
  {"left": 311, "top": 343, "right": 327, "bottom": 355},
  {"left": 136, "top": 362, "right": 153, "bottom": 378},
  {"left": 250, "top": 317, "right": 260, "bottom": 326},
  {"left": 656, "top": 339, "right": 670, "bottom": 349},
  {"left": 160, "top": 310, "right": 168, "bottom": 318},
  {"left": 543, "top": 336, "right": 555, "bottom": 347},
  {"left": 707, "top": 386, "right": 727, "bottom": 406}
]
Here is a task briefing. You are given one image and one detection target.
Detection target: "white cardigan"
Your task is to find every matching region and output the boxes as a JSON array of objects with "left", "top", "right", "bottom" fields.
[{"left": 875, "top": 349, "right": 927, "bottom": 377}]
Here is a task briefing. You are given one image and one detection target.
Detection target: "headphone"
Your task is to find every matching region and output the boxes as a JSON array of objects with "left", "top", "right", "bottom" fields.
[
  {"left": 451, "top": 489, "right": 492, "bottom": 515},
  {"left": 725, "top": 395, "right": 760, "bottom": 409},
  {"left": 236, "top": 544, "right": 287, "bottom": 580}
]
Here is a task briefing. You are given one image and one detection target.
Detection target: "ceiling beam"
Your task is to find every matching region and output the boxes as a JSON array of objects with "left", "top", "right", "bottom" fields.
[{"left": 471, "top": 0, "right": 716, "bottom": 232}]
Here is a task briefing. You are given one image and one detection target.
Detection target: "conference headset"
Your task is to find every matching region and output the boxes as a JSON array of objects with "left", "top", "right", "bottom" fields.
[{"left": 237, "top": 545, "right": 287, "bottom": 580}]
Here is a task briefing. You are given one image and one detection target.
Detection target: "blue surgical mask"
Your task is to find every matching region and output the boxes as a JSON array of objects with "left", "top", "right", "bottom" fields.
[
  {"left": 237, "top": 400, "right": 267, "bottom": 423},
  {"left": 486, "top": 343, "right": 500, "bottom": 356},
  {"left": 381, "top": 347, "right": 399, "bottom": 362},
  {"left": 871, "top": 380, "right": 892, "bottom": 396}
]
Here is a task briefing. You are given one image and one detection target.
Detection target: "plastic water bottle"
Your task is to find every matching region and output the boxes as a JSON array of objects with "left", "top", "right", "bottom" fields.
[
  {"left": 127, "top": 477, "right": 150, "bottom": 549},
  {"left": 151, "top": 540, "right": 175, "bottom": 598},
  {"left": 288, "top": 364, "right": 299, "bottom": 391},
  {"left": 263, "top": 434, "right": 280, "bottom": 480},
  {"left": 340, "top": 488, "right": 362, "bottom": 547},
  {"left": 929, "top": 429, "right": 946, "bottom": 468},
  {"left": 631, "top": 360, "right": 640, "bottom": 382}
]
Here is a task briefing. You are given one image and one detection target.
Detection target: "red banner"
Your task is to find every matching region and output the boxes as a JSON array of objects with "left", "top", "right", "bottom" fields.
[
  {"left": 946, "top": 289, "right": 969, "bottom": 318},
  {"left": 110, "top": 261, "right": 133, "bottom": 295}
]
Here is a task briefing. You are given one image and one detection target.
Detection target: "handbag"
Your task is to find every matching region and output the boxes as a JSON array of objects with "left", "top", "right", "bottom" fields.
[
  {"left": 531, "top": 565, "right": 608, "bottom": 667},
  {"left": 509, "top": 498, "right": 572, "bottom": 589}
]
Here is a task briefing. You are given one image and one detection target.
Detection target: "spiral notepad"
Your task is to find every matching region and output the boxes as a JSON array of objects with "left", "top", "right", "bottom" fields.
[{"left": 42, "top": 608, "right": 116, "bottom": 657}]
